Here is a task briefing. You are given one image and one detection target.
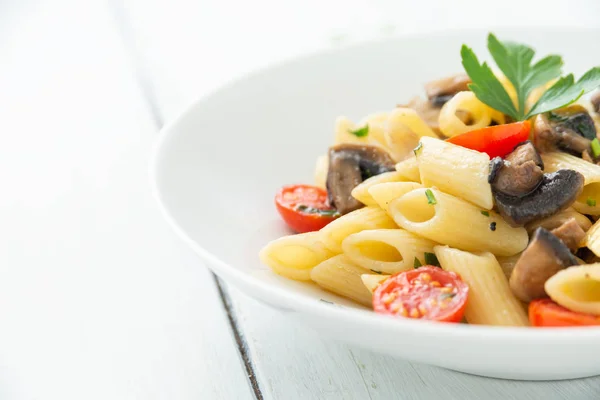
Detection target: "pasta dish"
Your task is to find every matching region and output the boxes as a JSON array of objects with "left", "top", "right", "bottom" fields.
[{"left": 260, "top": 33, "right": 600, "bottom": 327}]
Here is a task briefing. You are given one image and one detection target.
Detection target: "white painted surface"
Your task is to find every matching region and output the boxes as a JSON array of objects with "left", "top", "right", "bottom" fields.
[
  {"left": 128, "top": 0, "right": 600, "bottom": 398},
  {"left": 0, "top": 1, "right": 251, "bottom": 399}
]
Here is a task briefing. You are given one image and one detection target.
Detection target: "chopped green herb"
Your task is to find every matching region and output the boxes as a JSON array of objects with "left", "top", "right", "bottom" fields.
[
  {"left": 424, "top": 252, "right": 441, "bottom": 267},
  {"left": 425, "top": 189, "right": 437, "bottom": 205},
  {"left": 370, "top": 269, "right": 382, "bottom": 275},
  {"left": 414, "top": 257, "right": 423, "bottom": 269},
  {"left": 413, "top": 142, "right": 423, "bottom": 156},
  {"left": 461, "top": 33, "right": 600, "bottom": 121},
  {"left": 490, "top": 222, "right": 497, "bottom": 231},
  {"left": 587, "top": 198, "right": 597, "bottom": 207},
  {"left": 439, "top": 292, "right": 456, "bottom": 301},
  {"left": 296, "top": 205, "right": 340, "bottom": 217},
  {"left": 348, "top": 124, "right": 369, "bottom": 137},
  {"left": 480, "top": 210, "right": 490, "bottom": 217},
  {"left": 592, "top": 138, "right": 600, "bottom": 158}
]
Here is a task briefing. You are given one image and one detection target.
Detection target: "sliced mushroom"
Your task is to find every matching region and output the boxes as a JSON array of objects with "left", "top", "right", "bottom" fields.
[
  {"left": 327, "top": 144, "right": 395, "bottom": 214},
  {"left": 489, "top": 141, "right": 544, "bottom": 198},
  {"left": 509, "top": 227, "right": 578, "bottom": 302},
  {"left": 533, "top": 106, "right": 597, "bottom": 156},
  {"left": 493, "top": 169, "right": 584, "bottom": 227},
  {"left": 550, "top": 218, "right": 586, "bottom": 252},
  {"left": 592, "top": 92, "right": 600, "bottom": 114},
  {"left": 424, "top": 74, "right": 471, "bottom": 107}
]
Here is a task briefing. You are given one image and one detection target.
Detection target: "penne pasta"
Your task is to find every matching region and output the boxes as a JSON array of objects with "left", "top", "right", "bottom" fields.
[
  {"left": 395, "top": 156, "right": 421, "bottom": 183},
  {"left": 389, "top": 188, "right": 528, "bottom": 256},
  {"left": 542, "top": 152, "right": 600, "bottom": 215},
  {"left": 545, "top": 264, "right": 600, "bottom": 316},
  {"left": 497, "top": 253, "right": 522, "bottom": 281},
  {"left": 585, "top": 219, "right": 600, "bottom": 258},
  {"left": 310, "top": 254, "right": 373, "bottom": 307},
  {"left": 319, "top": 206, "right": 397, "bottom": 253},
  {"left": 435, "top": 246, "right": 529, "bottom": 326},
  {"left": 368, "top": 182, "right": 423, "bottom": 213},
  {"left": 438, "top": 91, "right": 505, "bottom": 137},
  {"left": 415, "top": 137, "right": 493, "bottom": 209},
  {"left": 259, "top": 232, "right": 335, "bottom": 281},
  {"left": 351, "top": 171, "right": 407, "bottom": 206},
  {"left": 361, "top": 274, "right": 390, "bottom": 293},
  {"left": 342, "top": 229, "right": 438, "bottom": 274},
  {"left": 384, "top": 107, "right": 438, "bottom": 161}
]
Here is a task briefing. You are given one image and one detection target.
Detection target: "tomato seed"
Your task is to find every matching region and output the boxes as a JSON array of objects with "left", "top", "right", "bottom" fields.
[
  {"left": 430, "top": 281, "right": 441, "bottom": 287},
  {"left": 410, "top": 308, "right": 420, "bottom": 318}
]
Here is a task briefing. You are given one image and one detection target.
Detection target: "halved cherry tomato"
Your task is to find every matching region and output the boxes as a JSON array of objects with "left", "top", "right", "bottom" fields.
[
  {"left": 529, "top": 299, "right": 600, "bottom": 327},
  {"left": 275, "top": 184, "right": 340, "bottom": 233},
  {"left": 373, "top": 266, "right": 469, "bottom": 323},
  {"left": 447, "top": 120, "right": 531, "bottom": 158}
]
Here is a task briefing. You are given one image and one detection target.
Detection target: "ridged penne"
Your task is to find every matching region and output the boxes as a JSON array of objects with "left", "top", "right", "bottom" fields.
[
  {"left": 542, "top": 152, "right": 600, "bottom": 215},
  {"left": 525, "top": 207, "right": 592, "bottom": 234},
  {"left": 416, "top": 137, "right": 493, "bottom": 209},
  {"left": 585, "top": 219, "right": 600, "bottom": 257},
  {"left": 434, "top": 246, "right": 529, "bottom": 326},
  {"left": 319, "top": 207, "right": 397, "bottom": 253},
  {"left": 361, "top": 274, "right": 389, "bottom": 293},
  {"left": 545, "top": 264, "right": 600, "bottom": 316},
  {"left": 259, "top": 232, "right": 335, "bottom": 281},
  {"left": 368, "top": 182, "right": 423, "bottom": 213},
  {"left": 438, "top": 91, "right": 505, "bottom": 137},
  {"left": 395, "top": 156, "right": 421, "bottom": 182},
  {"left": 389, "top": 188, "right": 528, "bottom": 256},
  {"left": 497, "top": 253, "right": 522, "bottom": 280},
  {"left": 342, "top": 229, "right": 438, "bottom": 274},
  {"left": 384, "top": 107, "right": 438, "bottom": 161},
  {"left": 351, "top": 171, "right": 407, "bottom": 206},
  {"left": 310, "top": 254, "right": 373, "bottom": 307}
]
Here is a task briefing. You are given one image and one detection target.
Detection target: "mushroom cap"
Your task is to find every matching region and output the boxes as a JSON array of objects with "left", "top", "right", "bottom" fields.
[
  {"left": 489, "top": 141, "right": 544, "bottom": 198},
  {"left": 494, "top": 169, "right": 584, "bottom": 227},
  {"left": 509, "top": 227, "right": 578, "bottom": 302}
]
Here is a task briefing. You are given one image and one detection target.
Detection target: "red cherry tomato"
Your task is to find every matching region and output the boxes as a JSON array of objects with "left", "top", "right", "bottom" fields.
[
  {"left": 529, "top": 299, "right": 600, "bottom": 327},
  {"left": 447, "top": 121, "right": 531, "bottom": 158},
  {"left": 275, "top": 184, "right": 340, "bottom": 233},
  {"left": 373, "top": 266, "right": 469, "bottom": 323}
]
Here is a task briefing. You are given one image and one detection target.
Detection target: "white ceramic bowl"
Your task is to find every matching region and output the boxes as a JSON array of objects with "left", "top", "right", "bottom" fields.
[{"left": 151, "top": 27, "right": 600, "bottom": 380}]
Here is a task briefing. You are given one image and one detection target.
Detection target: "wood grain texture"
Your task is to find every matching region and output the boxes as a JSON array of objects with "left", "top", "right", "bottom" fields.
[
  {"left": 0, "top": 1, "right": 252, "bottom": 399},
  {"left": 120, "top": 0, "right": 600, "bottom": 398}
]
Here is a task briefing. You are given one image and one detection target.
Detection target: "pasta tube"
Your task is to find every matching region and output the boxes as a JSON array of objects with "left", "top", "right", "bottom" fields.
[
  {"left": 310, "top": 254, "right": 373, "bottom": 307},
  {"left": 351, "top": 171, "right": 407, "bottom": 206},
  {"left": 435, "top": 246, "right": 529, "bottom": 326},
  {"left": 368, "top": 182, "right": 423, "bottom": 213},
  {"left": 395, "top": 156, "right": 421, "bottom": 183},
  {"left": 545, "top": 264, "right": 600, "bottom": 316},
  {"left": 384, "top": 107, "right": 438, "bottom": 161},
  {"left": 389, "top": 188, "right": 528, "bottom": 256},
  {"left": 438, "top": 91, "right": 505, "bottom": 137},
  {"left": 342, "top": 229, "right": 437, "bottom": 274}
]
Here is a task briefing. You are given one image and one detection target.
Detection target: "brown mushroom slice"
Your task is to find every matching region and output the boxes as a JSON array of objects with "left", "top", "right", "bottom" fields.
[
  {"left": 424, "top": 74, "right": 471, "bottom": 107},
  {"left": 551, "top": 218, "right": 586, "bottom": 252},
  {"left": 533, "top": 107, "right": 596, "bottom": 156},
  {"left": 493, "top": 169, "right": 584, "bottom": 227},
  {"left": 327, "top": 144, "right": 395, "bottom": 215},
  {"left": 489, "top": 141, "right": 544, "bottom": 198},
  {"left": 509, "top": 227, "right": 578, "bottom": 302}
]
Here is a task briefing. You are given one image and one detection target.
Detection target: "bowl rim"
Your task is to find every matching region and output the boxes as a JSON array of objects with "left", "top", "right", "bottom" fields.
[{"left": 150, "top": 25, "right": 600, "bottom": 341}]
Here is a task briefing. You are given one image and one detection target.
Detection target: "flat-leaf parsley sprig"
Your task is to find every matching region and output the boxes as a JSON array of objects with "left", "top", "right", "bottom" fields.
[{"left": 461, "top": 33, "right": 600, "bottom": 121}]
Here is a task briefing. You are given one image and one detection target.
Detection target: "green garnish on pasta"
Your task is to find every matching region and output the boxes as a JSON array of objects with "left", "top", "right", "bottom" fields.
[
  {"left": 425, "top": 189, "right": 437, "bottom": 205},
  {"left": 592, "top": 138, "right": 600, "bottom": 158},
  {"left": 414, "top": 257, "right": 423, "bottom": 269},
  {"left": 348, "top": 124, "right": 369, "bottom": 137},
  {"left": 587, "top": 198, "right": 597, "bottom": 207},
  {"left": 461, "top": 33, "right": 600, "bottom": 121},
  {"left": 424, "top": 252, "right": 441, "bottom": 267}
]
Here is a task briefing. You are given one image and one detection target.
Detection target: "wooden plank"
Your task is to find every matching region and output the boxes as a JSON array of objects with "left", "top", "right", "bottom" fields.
[
  {"left": 120, "top": 0, "right": 600, "bottom": 398},
  {"left": 0, "top": 1, "right": 252, "bottom": 399}
]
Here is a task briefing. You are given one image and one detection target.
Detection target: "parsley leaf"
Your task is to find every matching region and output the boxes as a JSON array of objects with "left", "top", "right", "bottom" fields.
[
  {"left": 461, "top": 33, "right": 600, "bottom": 121},
  {"left": 348, "top": 125, "right": 369, "bottom": 137}
]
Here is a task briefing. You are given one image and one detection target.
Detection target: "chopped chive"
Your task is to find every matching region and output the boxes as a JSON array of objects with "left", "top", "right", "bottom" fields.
[
  {"left": 480, "top": 210, "right": 490, "bottom": 217},
  {"left": 425, "top": 189, "right": 437, "bottom": 205},
  {"left": 424, "top": 252, "right": 440, "bottom": 267},
  {"left": 413, "top": 142, "right": 423, "bottom": 156},
  {"left": 587, "top": 198, "right": 597, "bottom": 207},
  {"left": 370, "top": 269, "right": 382, "bottom": 275},
  {"left": 348, "top": 124, "right": 369, "bottom": 137},
  {"left": 439, "top": 292, "right": 456, "bottom": 300},
  {"left": 592, "top": 138, "right": 600, "bottom": 158},
  {"left": 414, "top": 257, "right": 423, "bottom": 269}
]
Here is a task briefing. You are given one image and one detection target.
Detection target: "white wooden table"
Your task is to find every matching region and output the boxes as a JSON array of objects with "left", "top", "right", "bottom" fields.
[{"left": 2, "top": 0, "right": 600, "bottom": 398}]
